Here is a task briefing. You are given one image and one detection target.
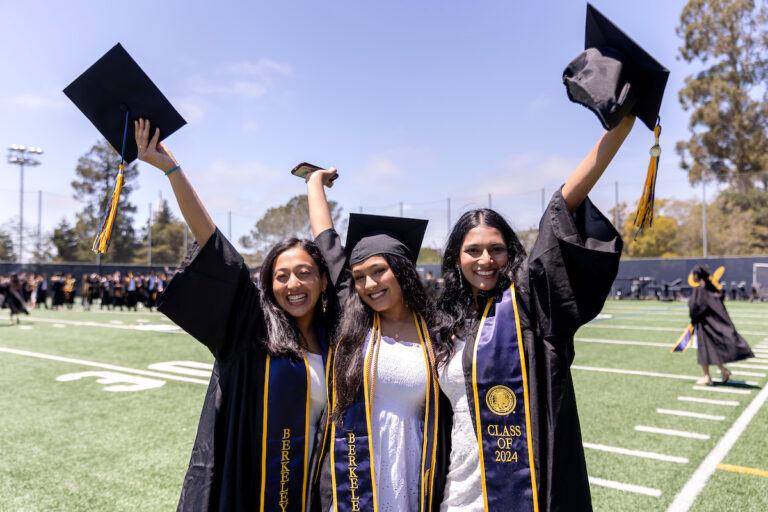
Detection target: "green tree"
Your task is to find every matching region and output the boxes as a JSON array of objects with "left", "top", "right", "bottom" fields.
[
  {"left": 676, "top": 0, "right": 768, "bottom": 191},
  {"left": 623, "top": 199, "right": 681, "bottom": 257},
  {"left": 241, "top": 194, "right": 343, "bottom": 263},
  {"left": 69, "top": 139, "right": 140, "bottom": 262},
  {"left": 51, "top": 219, "right": 82, "bottom": 262},
  {"left": 0, "top": 229, "right": 13, "bottom": 261},
  {"left": 417, "top": 247, "right": 442, "bottom": 264},
  {"left": 133, "top": 200, "right": 188, "bottom": 264}
]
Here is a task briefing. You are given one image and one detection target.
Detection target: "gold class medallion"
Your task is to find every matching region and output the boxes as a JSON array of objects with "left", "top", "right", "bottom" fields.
[{"left": 486, "top": 385, "right": 516, "bottom": 416}]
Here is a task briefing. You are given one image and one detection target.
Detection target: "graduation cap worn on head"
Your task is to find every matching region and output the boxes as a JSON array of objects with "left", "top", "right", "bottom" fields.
[
  {"left": 63, "top": 43, "right": 186, "bottom": 254},
  {"left": 345, "top": 214, "right": 428, "bottom": 266},
  {"left": 563, "top": 3, "right": 669, "bottom": 234}
]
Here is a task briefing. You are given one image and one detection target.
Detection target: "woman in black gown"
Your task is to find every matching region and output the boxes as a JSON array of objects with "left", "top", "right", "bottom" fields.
[
  {"left": 1, "top": 273, "right": 29, "bottom": 324},
  {"left": 434, "top": 114, "right": 634, "bottom": 512},
  {"left": 689, "top": 264, "right": 754, "bottom": 385},
  {"left": 135, "top": 119, "right": 334, "bottom": 511}
]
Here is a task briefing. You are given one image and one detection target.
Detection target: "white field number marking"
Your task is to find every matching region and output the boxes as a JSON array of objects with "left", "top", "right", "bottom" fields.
[
  {"left": 148, "top": 361, "right": 213, "bottom": 378},
  {"left": 57, "top": 371, "right": 165, "bottom": 392}
]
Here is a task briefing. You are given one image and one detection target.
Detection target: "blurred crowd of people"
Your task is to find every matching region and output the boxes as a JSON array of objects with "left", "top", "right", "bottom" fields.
[{"left": 0, "top": 270, "right": 176, "bottom": 324}]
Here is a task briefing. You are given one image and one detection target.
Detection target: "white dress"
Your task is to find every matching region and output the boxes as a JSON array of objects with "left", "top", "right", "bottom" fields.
[
  {"left": 437, "top": 339, "right": 484, "bottom": 511},
  {"left": 306, "top": 352, "right": 327, "bottom": 505},
  {"left": 370, "top": 335, "right": 428, "bottom": 512}
]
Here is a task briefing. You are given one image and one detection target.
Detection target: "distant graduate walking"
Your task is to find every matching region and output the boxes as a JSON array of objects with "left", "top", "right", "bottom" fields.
[
  {"left": 688, "top": 264, "right": 754, "bottom": 385},
  {"left": 63, "top": 44, "right": 334, "bottom": 511},
  {"left": 1, "top": 274, "right": 29, "bottom": 325}
]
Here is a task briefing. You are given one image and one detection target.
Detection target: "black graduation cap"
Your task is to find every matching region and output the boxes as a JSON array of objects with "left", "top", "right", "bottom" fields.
[
  {"left": 63, "top": 43, "right": 186, "bottom": 164},
  {"left": 563, "top": 3, "right": 669, "bottom": 131},
  {"left": 345, "top": 213, "right": 428, "bottom": 266}
]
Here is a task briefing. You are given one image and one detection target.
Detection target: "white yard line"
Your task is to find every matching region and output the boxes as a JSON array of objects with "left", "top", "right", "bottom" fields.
[
  {"left": 575, "top": 337, "right": 672, "bottom": 348},
  {"left": 656, "top": 409, "right": 725, "bottom": 421},
  {"left": 588, "top": 476, "right": 662, "bottom": 497},
  {"left": 572, "top": 366, "right": 711, "bottom": 381},
  {"left": 692, "top": 386, "right": 753, "bottom": 395},
  {"left": 20, "top": 316, "right": 183, "bottom": 333},
  {"left": 582, "top": 324, "right": 768, "bottom": 336},
  {"left": 634, "top": 426, "right": 710, "bottom": 440},
  {"left": 678, "top": 396, "right": 739, "bottom": 407},
  {"left": 0, "top": 346, "right": 208, "bottom": 385},
  {"left": 731, "top": 370, "right": 766, "bottom": 377},
  {"left": 728, "top": 363, "right": 768, "bottom": 370},
  {"left": 583, "top": 442, "right": 688, "bottom": 464},
  {"left": 667, "top": 372, "right": 768, "bottom": 512},
  {"left": 748, "top": 358, "right": 768, "bottom": 364}
]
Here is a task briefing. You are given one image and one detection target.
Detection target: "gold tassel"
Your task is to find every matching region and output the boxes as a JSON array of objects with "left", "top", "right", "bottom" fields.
[
  {"left": 92, "top": 165, "right": 125, "bottom": 254},
  {"left": 633, "top": 121, "right": 662, "bottom": 235}
]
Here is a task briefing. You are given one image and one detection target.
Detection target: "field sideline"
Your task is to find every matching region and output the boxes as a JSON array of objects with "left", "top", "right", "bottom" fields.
[{"left": 1, "top": 300, "right": 767, "bottom": 511}]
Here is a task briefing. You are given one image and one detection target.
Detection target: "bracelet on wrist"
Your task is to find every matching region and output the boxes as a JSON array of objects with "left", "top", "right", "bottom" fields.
[{"left": 165, "top": 164, "right": 180, "bottom": 176}]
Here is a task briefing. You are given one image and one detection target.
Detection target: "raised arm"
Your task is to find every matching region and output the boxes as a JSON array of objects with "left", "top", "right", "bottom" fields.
[
  {"left": 561, "top": 114, "right": 635, "bottom": 212},
  {"left": 134, "top": 118, "right": 215, "bottom": 245},
  {"left": 305, "top": 168, "right": 338, "bottom": 237}
]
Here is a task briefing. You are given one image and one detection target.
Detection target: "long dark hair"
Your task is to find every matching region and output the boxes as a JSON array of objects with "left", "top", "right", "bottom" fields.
[
  {"left": 332, "top": 252, "right": 434, "bottom": 425},
  {"left": 434, "top": 209, "right": 527, "bottom": 368},
  {"left": 258, "top": 238, "right": 335, "bottom": 358}
]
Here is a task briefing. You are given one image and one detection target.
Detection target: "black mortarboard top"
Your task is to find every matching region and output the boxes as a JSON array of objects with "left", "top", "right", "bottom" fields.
[
  {"left": 63, "top": 43, "right": 186, "bottom": 164},
  {"left": 563, "top": 3, "right": 669, "bottom": 131},
  {"left": 345, "top": 214, "right": 428, "bottom": 266}
]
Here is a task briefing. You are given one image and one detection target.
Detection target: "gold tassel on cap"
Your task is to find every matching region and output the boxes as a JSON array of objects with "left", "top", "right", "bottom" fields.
[
  {"left": 633, "top": 119, "right": 662, "bottom": 234},
  {"left": 92, "top": 166, "right": 125, "bottom": 254},
  {"left": 92, "top": 107, "right": 129, "bottom": 254}
]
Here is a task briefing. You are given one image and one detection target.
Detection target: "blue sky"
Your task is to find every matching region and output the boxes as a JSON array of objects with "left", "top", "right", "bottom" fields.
[{"left": 0, "top": 0, "right": 702, "bottom": 255}]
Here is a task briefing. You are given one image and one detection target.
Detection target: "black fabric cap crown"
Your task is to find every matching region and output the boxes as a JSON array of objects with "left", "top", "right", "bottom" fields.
[
  {"left": 346, "top": 214, "right": 428, "bottom": 266},
  {"left": 563, "top": 4, "right": 669, "bottom": 131},
  {"left": 64, "top": 43, "right": 186, "bottom": 163}
]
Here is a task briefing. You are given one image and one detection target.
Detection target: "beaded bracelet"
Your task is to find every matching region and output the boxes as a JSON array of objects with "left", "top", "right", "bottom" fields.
[{"left": 165, "top": 164, "right": 180, "bottom": 176}]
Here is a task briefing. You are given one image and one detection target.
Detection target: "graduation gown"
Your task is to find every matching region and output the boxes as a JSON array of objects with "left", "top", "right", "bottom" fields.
[
  {"left": 312, "top": 228, "right": 443, "bottom": 512},
  {"left": 158, "top": 229, "right": 329, "bottom": 512},
  {"left": 0, "top": 283, "right": 29, "bottom": 315},
  {"left": 689, "top": 287, "right": 754, "bottom": 366},
  {"left": 449, "top": 189, "right": 622, "bottom": 512}
]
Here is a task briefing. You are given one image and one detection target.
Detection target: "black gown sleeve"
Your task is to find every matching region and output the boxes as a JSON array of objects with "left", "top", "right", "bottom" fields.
[
  {"left": 525, "top": 187, "right": 623, "bottom": 340},
  {"left": 157, "top": 228, "right": 265, "bottom": 361},
  {"left": 314, "top": 227, "right": 354, "bottom": 306}
]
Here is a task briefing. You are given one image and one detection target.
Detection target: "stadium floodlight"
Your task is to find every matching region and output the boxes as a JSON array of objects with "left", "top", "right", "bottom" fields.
[{"left": 7, "top": 144, "right": 43, "bottom": 265}]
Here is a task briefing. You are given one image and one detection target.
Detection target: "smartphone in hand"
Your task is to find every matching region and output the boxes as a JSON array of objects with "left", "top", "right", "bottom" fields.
[{"left": 291, "top": 162, "right": 323, "bottom": 179}]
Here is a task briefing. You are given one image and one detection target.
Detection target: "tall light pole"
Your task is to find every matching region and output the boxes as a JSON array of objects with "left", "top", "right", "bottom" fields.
[{"left": 7, "top": 145, "right": 43, "bottom": 264}]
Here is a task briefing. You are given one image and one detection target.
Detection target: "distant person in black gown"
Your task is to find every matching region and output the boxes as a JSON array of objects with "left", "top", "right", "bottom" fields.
[
  {"left": 1, "top": 274, "right": 29, "bottom": 324},
  {"left": 689, "top": 264, "right": 754, "bottom": 385}
]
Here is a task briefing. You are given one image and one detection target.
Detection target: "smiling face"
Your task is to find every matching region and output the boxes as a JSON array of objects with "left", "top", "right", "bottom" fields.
[
  {"left": 459, "top": 224, "right": 509, "bottom": 295},
  {"left": 271, "top": 246, "right": 327, "bottom": 322},
  {"left": 351, "top": 255, "right": 404, "bottom": 313}
]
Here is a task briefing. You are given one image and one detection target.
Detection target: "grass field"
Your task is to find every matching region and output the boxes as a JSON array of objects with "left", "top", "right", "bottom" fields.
[{"left": 1, "top": 300, "right": 767, "bottom": 511}]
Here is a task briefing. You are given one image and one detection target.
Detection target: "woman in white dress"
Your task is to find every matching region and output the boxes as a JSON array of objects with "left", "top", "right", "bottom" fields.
[{"left": 306, "top": 168, "right": 443, "bottom": 512}]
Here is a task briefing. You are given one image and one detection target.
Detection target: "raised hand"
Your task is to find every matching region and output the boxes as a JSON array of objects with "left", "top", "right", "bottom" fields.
[
  {"left": 306, "top": 167, "right": 339, "bottom": 188},
  {"left": 134, "top": 118, "right": 179, "bottom": 173}
]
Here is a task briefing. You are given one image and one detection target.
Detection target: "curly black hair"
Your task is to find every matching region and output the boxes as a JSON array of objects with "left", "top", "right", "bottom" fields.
[{"left": 434, "top": 208, "right": 527, "bottom": 368}]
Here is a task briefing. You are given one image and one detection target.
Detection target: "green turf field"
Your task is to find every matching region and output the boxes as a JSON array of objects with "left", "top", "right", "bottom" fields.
[{"left": 1, "top": 300, "right": 767, "bottom": 511}]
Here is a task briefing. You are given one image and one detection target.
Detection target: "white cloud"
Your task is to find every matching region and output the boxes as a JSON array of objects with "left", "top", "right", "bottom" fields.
[
  {"left": 173, "top": 96, "right": 207, "bottom": 123},
  {"left": 7, "top": 91, "right": 67, "bottom": 111},
  {"left": 226, "top": 58, "right": 293, "bottom": 77},
  {"left": 188, "top": 58, "right": 292, "bottom": 101},
  {"left": 528, "top": 95, "right": 552, "bottom": 113},
  {"left": 470, "top": 153, "right": 575, "bottom": 197}
]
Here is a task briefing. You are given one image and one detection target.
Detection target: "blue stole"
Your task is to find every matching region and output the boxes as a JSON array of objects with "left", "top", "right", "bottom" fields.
[
  {"left": 671, "top": 324, "right": 695, "bottom": 352},
  {"left": 330, "top": 313, "right": 440, "bottom": 512},
  {"left": 466, "top": 284, "right": 539, "bottom": 512},
  {"left": 259, "top": 337, "right": 330, "bottom": 512}
]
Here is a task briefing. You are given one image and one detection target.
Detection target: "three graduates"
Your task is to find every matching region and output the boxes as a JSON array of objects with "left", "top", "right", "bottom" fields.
[{"left": 63, "top": 3, "right": 669, "bottom": 510}]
